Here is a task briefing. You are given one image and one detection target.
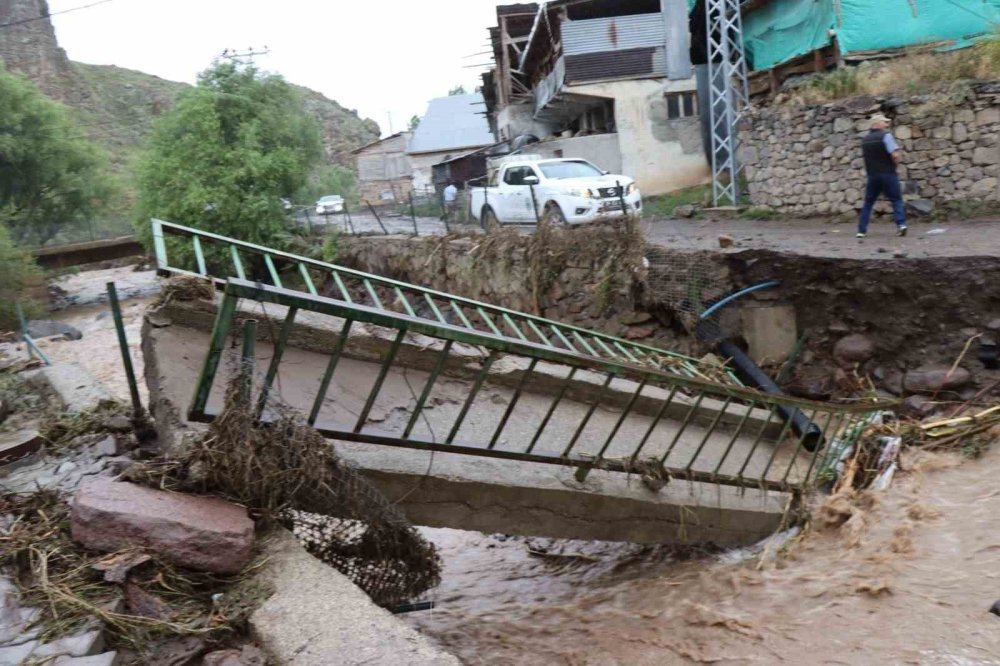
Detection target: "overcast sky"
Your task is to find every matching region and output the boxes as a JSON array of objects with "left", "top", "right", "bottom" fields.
[{"left": 49, "top": 0, "right": 505, "bottom": 136}]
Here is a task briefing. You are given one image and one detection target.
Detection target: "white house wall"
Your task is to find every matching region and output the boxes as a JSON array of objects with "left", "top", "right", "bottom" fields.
[
  {"left": 528, "top": 133, "right": 623, "bottom": 174},
  {"left": 567, "top": 78, "right": 709, "bottom": 196}
]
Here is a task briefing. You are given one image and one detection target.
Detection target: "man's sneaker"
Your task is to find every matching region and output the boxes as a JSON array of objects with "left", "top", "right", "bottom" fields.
[
  {"left": 856, "top": 232, "right": 866, "bottom": 238},
  {"left": 897, "top": 226, "right": 908, "bottom": 237}
]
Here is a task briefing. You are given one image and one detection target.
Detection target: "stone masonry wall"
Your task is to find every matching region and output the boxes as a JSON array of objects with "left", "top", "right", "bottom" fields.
[
  {"left": 334, "top": 225, "right": 678, "bottom": 346},
  {"left": 740, "top": 81, "right": 1000, "bottom": 216}
]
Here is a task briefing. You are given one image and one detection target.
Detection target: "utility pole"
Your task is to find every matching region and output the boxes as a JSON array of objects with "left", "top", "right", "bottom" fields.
[
  {"left": 705, "top": 0, "right": 750, "bottom": 207},
  {"left": 220, "top": 46, "right": 271, "bottom": 64}
]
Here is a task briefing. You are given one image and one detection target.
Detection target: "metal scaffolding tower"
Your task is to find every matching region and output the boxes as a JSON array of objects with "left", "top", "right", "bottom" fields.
[{"left": 705, "top": 0, "right": 750, "bottom": 207}]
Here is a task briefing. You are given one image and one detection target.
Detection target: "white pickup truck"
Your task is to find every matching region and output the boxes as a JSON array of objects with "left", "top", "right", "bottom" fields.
[{"left": 469, "top": 156, "right": 642, "bottom": 227}]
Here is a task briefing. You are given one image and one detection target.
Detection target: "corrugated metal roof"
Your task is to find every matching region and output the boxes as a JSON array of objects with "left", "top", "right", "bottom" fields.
[
  {"left": 564, "top": 46, "right": 664, "bottom": 82},
  {"left": 407, "top": 93, "right": 495, "bottom": 155},
  {"left": 563, "top": 13, "right": 666, "bottom": 56}
]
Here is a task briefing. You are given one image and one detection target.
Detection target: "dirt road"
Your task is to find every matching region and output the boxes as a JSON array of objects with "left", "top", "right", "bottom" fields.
[{"left": 642, "top": 216, "right": 1000, "bottom": 259}]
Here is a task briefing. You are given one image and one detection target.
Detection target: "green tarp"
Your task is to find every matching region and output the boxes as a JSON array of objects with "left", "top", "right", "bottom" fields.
[
  {"left": 744, "top": 0, "right": 836, "bottom": 70},
  {"left": 741, "top": 0, "right": 1000, "bottom": 71}
]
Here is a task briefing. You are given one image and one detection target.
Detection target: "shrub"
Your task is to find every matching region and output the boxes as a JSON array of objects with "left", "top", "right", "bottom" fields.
[{"left": 0, "top": 224, "right": 42, "bottom": 331}]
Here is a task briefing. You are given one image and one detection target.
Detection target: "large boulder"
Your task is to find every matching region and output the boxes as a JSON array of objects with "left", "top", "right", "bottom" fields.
[
  {"left": 832, "top": 333, "right": 876, "bottom": 368},
  {"left": 71, "top": 480, "right": 254, "bottom": 574},
  {"left": 903, "top": 365, "right": 972, "bottom": 395}
]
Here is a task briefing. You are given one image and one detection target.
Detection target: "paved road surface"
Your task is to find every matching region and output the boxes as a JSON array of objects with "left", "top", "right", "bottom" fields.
[{"left": 641, "top": 215, "right": 1000, "bottom": 259}]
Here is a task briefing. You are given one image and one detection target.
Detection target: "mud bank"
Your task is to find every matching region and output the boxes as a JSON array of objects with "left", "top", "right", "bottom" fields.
[
  {"left": 706, "top": 249, "right": 1000, "bottom": 398},
  {"left": 337, "top": 231, "right": 1000, "bottom": 403}
]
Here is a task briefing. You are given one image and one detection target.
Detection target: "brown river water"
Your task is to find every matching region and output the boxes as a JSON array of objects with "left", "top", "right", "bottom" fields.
[
  {"left": 409, "top": 446, "right": 1000, "bottom": 665},
  {"left": 43, "top": 270, "right": 1000, "bottom": 664}
]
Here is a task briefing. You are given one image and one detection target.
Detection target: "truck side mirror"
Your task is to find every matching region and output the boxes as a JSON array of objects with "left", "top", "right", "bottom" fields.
[{"left": 523, "top": 175, "right": 539, "bottom": 185}]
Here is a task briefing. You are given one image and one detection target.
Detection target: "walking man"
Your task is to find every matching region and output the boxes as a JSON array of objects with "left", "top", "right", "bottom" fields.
[{"left": 857, "top": 113, "right": 907, "bottom": 238}]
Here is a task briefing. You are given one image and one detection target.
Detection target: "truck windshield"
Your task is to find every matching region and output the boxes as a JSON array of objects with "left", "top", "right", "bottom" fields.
[{"left": 538, "top": 161, "right": 603, "bottom": 180}]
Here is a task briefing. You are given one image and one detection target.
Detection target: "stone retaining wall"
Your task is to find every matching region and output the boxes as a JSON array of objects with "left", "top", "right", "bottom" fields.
[
  {"left": 335, "top": 225, "right": 673, "bottom": 344},
  {"left": 740, "top": 81, "right": 1000, "bottom": 216}
]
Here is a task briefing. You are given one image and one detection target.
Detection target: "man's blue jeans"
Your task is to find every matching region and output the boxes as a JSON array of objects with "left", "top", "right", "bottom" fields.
[{"left": 858, "top": 173, "right": 906, "bottom": 233}]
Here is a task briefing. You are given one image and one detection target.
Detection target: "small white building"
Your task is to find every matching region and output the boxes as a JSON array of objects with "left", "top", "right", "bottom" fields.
[{"left": 406, "top": 93, "right": 495, "bottom": 192}]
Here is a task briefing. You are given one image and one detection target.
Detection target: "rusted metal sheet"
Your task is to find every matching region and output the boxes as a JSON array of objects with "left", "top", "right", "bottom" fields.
[
  {"left": 564, "top": 47, "right": 664, "bottom": 83},
  {"left": 562, "top": 13, "right": 666, "bottom": 56}
]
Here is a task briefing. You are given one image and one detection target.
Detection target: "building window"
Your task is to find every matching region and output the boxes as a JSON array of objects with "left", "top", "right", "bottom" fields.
[{"left": 666, "top": 91, "right": 698, "bottom": 119}]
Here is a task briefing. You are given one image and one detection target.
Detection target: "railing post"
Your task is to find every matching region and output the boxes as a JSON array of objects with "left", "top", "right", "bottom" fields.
[
  {"left": 409, "top": 190, "right": 418, "bottom": 236},
  {"left": 239, "top": 319, "right": 257, "bottom": 405},
  {"left": 189, "top": 287, "right": 239, "bottom": 419},
  {"left": 107, "top": 282, "right": 143, "bottom": 415},
  {"left": 365, "top": 200, "right": 389, "bottom": 234}
]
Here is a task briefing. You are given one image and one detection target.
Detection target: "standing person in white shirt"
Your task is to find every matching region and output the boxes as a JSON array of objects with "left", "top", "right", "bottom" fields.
[{"left": 442, "top": 181, "right": 459, "bottom": 223}]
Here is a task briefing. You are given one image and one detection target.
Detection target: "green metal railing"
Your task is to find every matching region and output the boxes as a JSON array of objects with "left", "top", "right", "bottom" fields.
[
  {"left": 187, "top": 278, "right": 888, "bottom": 494},
  {"left": 151, "top": 218, "right": 741, "bottom": 386}
]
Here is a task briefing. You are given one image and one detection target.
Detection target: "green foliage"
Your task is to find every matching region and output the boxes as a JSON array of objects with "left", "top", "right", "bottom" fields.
[
  {"left": 321, "top": 233, "right": 340, "bottom": 264},
  {"left": 448, "top": 85, "right": 467, "bottom": 96},
  {"left": 0, "top": 63, "right": 113, "bottom": 247},
  {"left": 299, "top": 165, "right": 357, "bottom": 205},
  {"left": 641, "top": 184, "right": 712, "bottom": 217},
  {"left": 408, "top": 115, "right": 421, "bottom": 131},
  {"left": 135, "top": 61, "right": 324, "bottom": 255},
  {"left": 0, "top": 224, "right": 42, "bottom": 331}
]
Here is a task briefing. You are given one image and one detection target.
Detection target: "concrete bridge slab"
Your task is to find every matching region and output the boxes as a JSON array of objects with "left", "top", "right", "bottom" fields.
[{"left": 143, "top": 311, "right": 796, "bottom": 547}]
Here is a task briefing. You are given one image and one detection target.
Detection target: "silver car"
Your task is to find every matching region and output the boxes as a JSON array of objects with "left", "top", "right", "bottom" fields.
[{"left": 316, "top": 195, "right": 344, "bottom": 215}]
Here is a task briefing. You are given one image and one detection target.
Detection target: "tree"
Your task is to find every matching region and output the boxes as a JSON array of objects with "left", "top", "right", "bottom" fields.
[
  {"left": 448, "top": 85, "right": 467, "bottom": 96},
  {"left": 0, "top": 223, "right": 41, "bottom": 330},
  {"left": 0, "top": 63, "right": 111, "bottom": 246},
  {"left": 135, "top": 60, "right": 323, "bottom": 254},
  {"left": 408, "top": 115, "right": 421, "bottom": 131},
  {"left": 299, "top": 165, "right": 358, "bottom": 205}
]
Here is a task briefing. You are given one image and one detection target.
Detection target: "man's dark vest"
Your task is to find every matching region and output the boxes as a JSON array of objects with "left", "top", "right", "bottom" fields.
[{"left": 862, "top": 129, "right": 896, "bottom": 176}]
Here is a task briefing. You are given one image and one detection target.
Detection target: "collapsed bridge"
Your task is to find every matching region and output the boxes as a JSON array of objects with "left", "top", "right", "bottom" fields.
[{"left": 144, "top": 219, "right": 887, "bottom": 546}]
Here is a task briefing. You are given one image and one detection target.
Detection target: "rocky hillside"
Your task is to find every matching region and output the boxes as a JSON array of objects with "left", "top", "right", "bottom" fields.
[{"left": 0, "top": 0, "right": 380, "bottom": 171}]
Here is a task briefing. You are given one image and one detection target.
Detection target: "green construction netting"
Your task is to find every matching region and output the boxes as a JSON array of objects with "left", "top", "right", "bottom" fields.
[{"left": 741, "top": 0, "right": 1000, "bottom": 71}]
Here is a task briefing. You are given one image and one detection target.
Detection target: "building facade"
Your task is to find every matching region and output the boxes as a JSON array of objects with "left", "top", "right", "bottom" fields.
[
  {"left": 353, "top": 131, "right": 414, "bottom": 204},
  {"left": 482, "top": 0, "right": 708, "bottom": 196},
  {"left": 407, "top": 93, "right": 495, "bottom": 193}
]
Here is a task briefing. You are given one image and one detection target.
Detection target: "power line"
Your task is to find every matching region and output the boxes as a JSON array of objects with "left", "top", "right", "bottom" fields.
[{"left": 0, "top": 0, "right": 116, "bottom": 30}]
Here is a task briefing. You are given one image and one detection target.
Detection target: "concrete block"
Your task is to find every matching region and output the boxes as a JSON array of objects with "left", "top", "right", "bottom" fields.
[
  {"left": 33, "top": 630, "right": 104, "bottom": 659},
  {"left": 741, "top": 304, "right": 798, "bottom": 365},
  {"left": 0, "top": 639, "right": 39, "bottom": 665},
  {"left": 24, "top": 363, "right": 114, "bottom": 414},
  {"left": 250, "top": 529, "right": 460, "bottom": 666}
]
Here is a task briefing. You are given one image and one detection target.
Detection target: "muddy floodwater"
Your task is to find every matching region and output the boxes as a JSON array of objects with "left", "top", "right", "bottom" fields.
[{"left": 409, "top": 447, "right": 1000, "bottom": 665}]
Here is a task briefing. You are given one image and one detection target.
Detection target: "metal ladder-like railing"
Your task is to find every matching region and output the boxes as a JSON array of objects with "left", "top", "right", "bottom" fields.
[
  {"left": 184, "top": 276, "right": 887, "bottom": 494},
  {"left": 151, "top": 219, "right": 742, "bottom": 387},
  {"left": 152, "top": 219, "right": 890, "bottom": 493}
]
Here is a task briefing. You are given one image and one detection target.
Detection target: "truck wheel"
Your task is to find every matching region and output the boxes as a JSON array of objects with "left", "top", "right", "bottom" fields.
[
  {"left": 481, "top": 206, "right": 500, "bottom": 233},
  {"left": 544, "top": 204, "right": 567, "bottom": 226}
]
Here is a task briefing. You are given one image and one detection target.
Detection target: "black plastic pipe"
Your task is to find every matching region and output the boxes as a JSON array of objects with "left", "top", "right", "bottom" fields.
[
  {"left": 695, "top": 314, "right": 824, "bottom": 452},
  {"left": 715, "top": 338, "right": 824, "bottom": 452}
]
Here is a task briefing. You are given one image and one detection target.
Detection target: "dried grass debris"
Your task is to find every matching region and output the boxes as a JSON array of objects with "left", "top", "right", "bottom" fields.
[{"left": 129, "top": 365, "right": 442, "bottom": 608}]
